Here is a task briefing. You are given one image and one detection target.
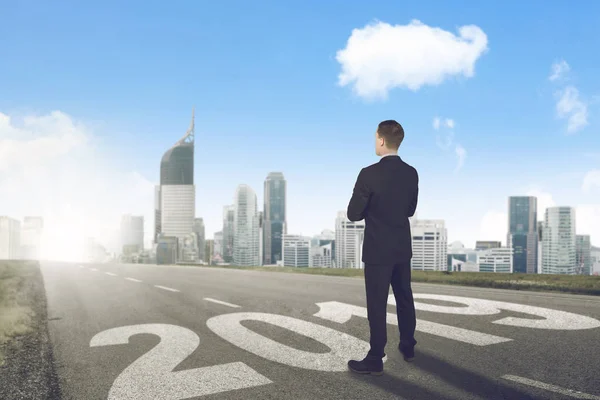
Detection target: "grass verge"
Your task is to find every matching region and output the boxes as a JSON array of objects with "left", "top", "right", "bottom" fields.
[
  {"left": 176, "top": 263, "right": 600, "bottom": 296},
  {"left": 0, "top": 260, "right": 37, "bottom": 366}
]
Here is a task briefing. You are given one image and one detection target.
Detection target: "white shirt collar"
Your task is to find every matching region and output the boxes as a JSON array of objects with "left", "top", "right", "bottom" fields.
[{"left": 381, "top": 153, "right": 398, "bottom": 158}]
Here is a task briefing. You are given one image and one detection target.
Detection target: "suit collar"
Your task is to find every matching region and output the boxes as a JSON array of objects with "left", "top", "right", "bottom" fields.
[{"left": 379, "top": 154, "right": 400, "bottom": 162}]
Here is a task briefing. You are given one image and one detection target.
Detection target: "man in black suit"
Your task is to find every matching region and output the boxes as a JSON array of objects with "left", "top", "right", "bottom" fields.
[{"left": 346, "top": 120, "right": 418, "bottom": 376}]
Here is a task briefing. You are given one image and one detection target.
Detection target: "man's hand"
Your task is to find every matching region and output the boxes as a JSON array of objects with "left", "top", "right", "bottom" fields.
[{"left": 347, "top": 168, "right": 371, "bottom": 221}]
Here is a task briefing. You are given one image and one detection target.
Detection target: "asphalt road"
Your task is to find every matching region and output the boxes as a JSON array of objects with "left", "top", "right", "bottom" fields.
[{"left": 41, "top": 262, "right": 600, "bottom": 400}]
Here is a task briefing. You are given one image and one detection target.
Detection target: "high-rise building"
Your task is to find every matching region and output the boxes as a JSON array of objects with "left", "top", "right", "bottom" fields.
[
  {"left": 204, "top": 239, "right": 214, "bottom": 264},
  {"left": 263, "top": 172, "right": 286, "bottom": 265},
  {"left": 507, "top": 196, "right": 538, "bottom": 273},
  {"left": 121, "top": 214, "right": 144, "bottom": 253},
  {"left": 411, "top": 219, "right": 447, "bottom": 271},
  {"left": 158, "top": 109, "right": 196, "bottom": 250},
  {"left": 213, "top": 231, "right": 223, "bottom": 262},
  {"left": 478, "top": 247, "right": 513, "bottom": 273},
  {"left": 0, "top": 217, "right": 21, "bottom": 260},
  {"left": 283, "top": 234, "right": 311, "bottom": 267},
  {"left": 475, "top": 241, "right": 501, "bottom": 250},
  {"left": 222, "top": 205, "right": 235, "bottom": 263},
  {"left": 21, "top": 216, "right": 43, "bottom": 260},
  {"left": 542, "top": 207, "right": 576, "bottom": 274},
  {"left": 335, "top": 211, "right": 365, "bottom": 269},
  {"left": 311, "top": 229, "right": 335, "bottom": 268},
  {"left": 537, "top": 221, "right": 544, "bottom": 274},
  {"left": 257, "top": 211, "right": 264, "bottom": 266},
  {"left": 591, "top": 246, "right": 600, "bottom": 275},
  {"left": 154, "top": 185, "right": 161, "bottom": 244},
  {"left": 576, "top": 235, "right": 592, "bottom": 275},
  {"left": 233, "top": 184, "right": 260, "bottom": 266},
  {"left": 193, "top": 218, "right": 206, "bottom": 261}
]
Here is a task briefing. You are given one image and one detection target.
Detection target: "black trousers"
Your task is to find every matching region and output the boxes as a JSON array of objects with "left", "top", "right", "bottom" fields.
[{"left": 364, "top": 261, "right": 417, "bottom": 358}]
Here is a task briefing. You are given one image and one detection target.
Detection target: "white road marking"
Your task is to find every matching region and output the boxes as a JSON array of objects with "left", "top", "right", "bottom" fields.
[
  {"left": 206, "top": 312, "right": 380, "bottom": 371},
  {"left": 105, "top": 272, "right": 117, "bottom": 276},
  {"left": 314, "top": 301, "right": 512, "bottom": 346},
  {"left": 154, "top": 285, "right": 180, "bottom": 292},
  {"left": 90, "top": 268, "right": 98, "bottom": 272},
  {"left": 204, "top": 298, "right": 241, "bottom": 308},
  {"left": 90, "top": 324, "right": 272, "bottom": 398},
  {"left": 393, "top": 294, "right": 600, "bottom": 330},
  {"left": 502, "top": 375, "right": 600, "bottom": 399},
  {"left": 126, "top": 277, "right": 142, "bottom": 283}
]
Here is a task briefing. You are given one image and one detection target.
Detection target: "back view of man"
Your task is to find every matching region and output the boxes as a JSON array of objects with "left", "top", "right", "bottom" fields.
[{"left": 346, "top": 120, "right": 418, "bottom": 376}]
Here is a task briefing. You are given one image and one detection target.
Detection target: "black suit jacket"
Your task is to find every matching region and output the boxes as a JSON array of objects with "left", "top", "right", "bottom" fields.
[{"left": 347, "top": 155, "right": 418, "bottom": 265}]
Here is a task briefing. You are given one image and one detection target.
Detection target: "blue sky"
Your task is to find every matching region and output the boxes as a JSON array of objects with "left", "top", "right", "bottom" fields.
[{"left": 1, "top": 0, "right": 599, "bottom": 256}]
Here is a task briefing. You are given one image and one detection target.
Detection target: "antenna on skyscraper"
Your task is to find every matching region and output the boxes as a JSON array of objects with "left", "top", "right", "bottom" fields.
[{"left": 176, "top": 106, "right": 195, "bottom": 145}]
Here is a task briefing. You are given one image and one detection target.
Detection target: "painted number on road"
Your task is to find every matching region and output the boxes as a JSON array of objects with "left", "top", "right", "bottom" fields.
[
  {"left": 313, "top": 301, "right": 511, "bottom": 346},
  {"left": 206, "top": 312, "right": 375, "bottom": 371},
  {"left": 399, "top": 294, "right": 600, "bottom": 330},
  {"left": 90, "top": 324, "right": 272, "bottom": 399}
]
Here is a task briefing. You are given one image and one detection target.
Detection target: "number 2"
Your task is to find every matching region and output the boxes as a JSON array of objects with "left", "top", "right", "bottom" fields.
[{"left": 90, "top": 324, "right": 272, "bottom": 399}]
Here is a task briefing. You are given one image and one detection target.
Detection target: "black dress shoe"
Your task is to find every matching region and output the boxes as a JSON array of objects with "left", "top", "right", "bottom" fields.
[
  {"left": 348, "top": 354, "right": 385, "bottom": 376},
  {"left": 398, "top": 344, "right": 415, "bottom": 362}
]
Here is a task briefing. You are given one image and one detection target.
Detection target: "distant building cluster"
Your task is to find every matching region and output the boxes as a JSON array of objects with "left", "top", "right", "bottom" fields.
[{"left": 2, "top": 111, "right": 598, "bottom": 277}]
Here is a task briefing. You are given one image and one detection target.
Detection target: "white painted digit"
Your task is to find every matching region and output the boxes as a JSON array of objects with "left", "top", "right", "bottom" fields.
[
  {"left": 314, "top": 301, "right": 511, "bottom": 346},
  {"left": 206, "top": 312, "right": 375, "bottom": 371},
  {"left": 90, "top": 324, "right": 272, "bottom": 399},
  {"left": 392, "top": 294, "right": 600, "bottom": 330}
]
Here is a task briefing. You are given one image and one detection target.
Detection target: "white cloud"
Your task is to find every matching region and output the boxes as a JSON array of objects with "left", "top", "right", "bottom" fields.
[
  {"left": 336, "top": 19, "right": 488, "bottom": 99},
  {"left": 0, "top": 111, "right": 155, "bottom": 262},
  {"left": 549, "top": 60, "right": 570, "bottom": 81},
  {"left": 433, "top": 117, "right": 455, "bottom": 130},
  {"left": 556, "top": 86, "right": 588, "bottom": 133},
  {"left": 479, "top": 210, "right": 507, "bottom": 244},
  {"left": 582, "top": 170, "right": 600, "bottom": 193}
]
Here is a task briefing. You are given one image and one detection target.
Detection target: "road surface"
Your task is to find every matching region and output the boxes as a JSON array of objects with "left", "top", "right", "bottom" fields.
[{"left": 41, "top": 262, "right": 600, "bottom": 400}]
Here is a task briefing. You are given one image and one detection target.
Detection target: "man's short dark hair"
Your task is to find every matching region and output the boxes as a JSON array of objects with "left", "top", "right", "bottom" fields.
[{"left": 377, "top": 120, "right": 404, "bottom": 149}]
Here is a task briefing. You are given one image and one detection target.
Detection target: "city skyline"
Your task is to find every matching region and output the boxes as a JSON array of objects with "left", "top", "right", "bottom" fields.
[{"left": 1, "top": 2, "right": 600, "bottom": 261}]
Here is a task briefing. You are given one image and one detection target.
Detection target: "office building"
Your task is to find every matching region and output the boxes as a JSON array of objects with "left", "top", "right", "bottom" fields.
[
  {"left": 311, "top": 229, "right": 335, "bottom": 268},
  {"left": 507, "top": 196, "right": 538, "bottom": 274},
  {"left": 154, "top": 185, "right": 161, "bottom": 244},
  {"left": 537, "top": 221, "right": 544, "bottom": 274},
  {"left": 0, "top": 217, "right": 21, "bottom": 260},
  {"left": 335, "top": 211, "right": 365, "bottom": 269},
  {"left": 21, "top": 216, "right": 43, "bottom": 260},
  {"left": 283, "top": 234, "right": 311, "bottom": 267},
  {"left": 411, "top": 219, "right": 447, "bottom": 271},
  {"left": 222, "top": 205, "right": 235, "bottom": 263},
  {"left": 576, "top": 235, "right": 592, "bottom": 275},
  {"left": 478, "top": 247, "right": 513, "bottom": 273},
  {"left": 204, "top": 239, "right": 214, "bottom": 264},
  {"left": 233, "top": 184, "right": 260, "bottom": 266},
  {"left": 213, "top": 231, "right": 223, "bottom": 261},
  {"left": 121, "top": 214, "right": 144, "bottom": 253},
  {"left": 257, "top": 211, "right": 264, "bottom": 266},
  {"left": 475, "top": 241, "right": 501, "bottom": 250},
  {"left": 158, "top": 109, "right": 196, "bottom": 251},
  {"left": 193, "top": 218, "right": 206, "bottom": 261},
  {"left": 263, "top": 172, "right": 287, "bottom": 265},
  {"left": 542, "top": 207, "right": 576, "bottom": 274}
]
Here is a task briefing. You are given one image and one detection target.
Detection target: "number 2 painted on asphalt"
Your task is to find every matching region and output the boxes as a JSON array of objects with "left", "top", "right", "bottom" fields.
[{"left": 90, "top": 324, "right": 272, "bottom": 399}]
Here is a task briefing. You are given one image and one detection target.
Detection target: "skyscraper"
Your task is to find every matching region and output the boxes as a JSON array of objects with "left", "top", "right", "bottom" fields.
[
  {"left": 335, "top": 211, "right": 365, "bottom": 269},
  {"left": 193, "top": 218, "right": 206, "bottom": 261},
  {"left": 507, "top": 196, "right": 538, "bottom": 274},
  {"left": 542, "top": 207, "right": 576, "bottom": 274},
  {"left": 158, "top": 109, "right": 196, "bottom": 246},
  {"left": 411, "top": 219, "right": 447, "bottom": 271},
  {"left": 120, "top": 214, "right": 144, "bottom": 253},
  {"left": 222, "top": 205, "right": 235, "bottom": 263},
  {"left": 263, "top": 172, "right": 286, "bottom": 265},
  {"left": 576, "top": 235, "right": 592, "bottom": 275},
  {"left": 233, "top": 184, "right": 260, "bottom": 266}
]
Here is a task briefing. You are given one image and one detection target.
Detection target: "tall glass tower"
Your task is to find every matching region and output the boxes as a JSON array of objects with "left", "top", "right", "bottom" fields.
[
  {"left": 507, "top": 196, "right": 538, "bottom": 274},
  {"left": 542, "top": 207, "right": 576, "bottom": 274},
  {"left": 155, "top": 109, "right": 195, "bottom": 243},
  {"left": 263, "top": 172, "right": 287, "bottom": 265}
]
